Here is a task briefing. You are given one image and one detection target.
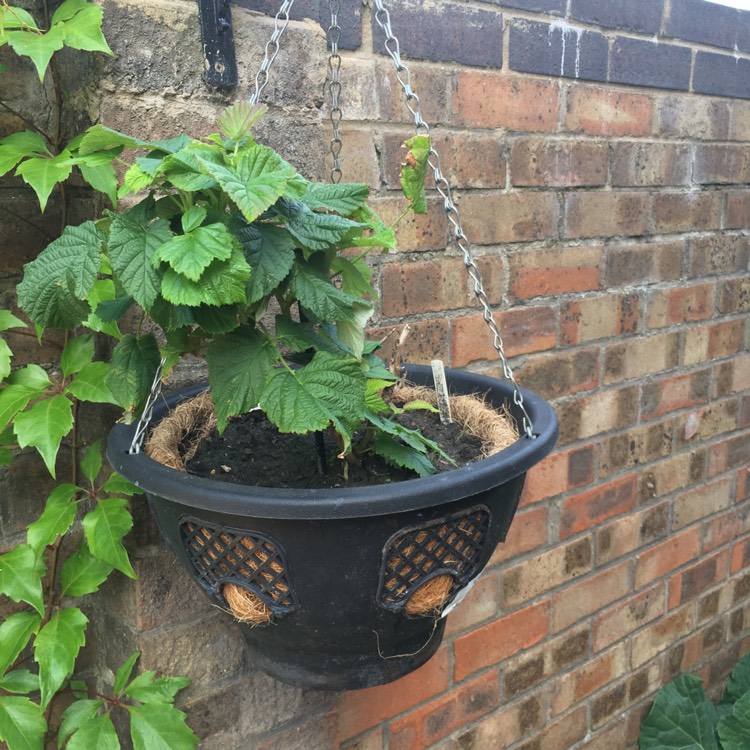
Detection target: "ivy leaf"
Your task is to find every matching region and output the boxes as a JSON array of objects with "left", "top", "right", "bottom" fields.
[
  {"left": 400, "top": 134, "right": 430, "bottom": 214},
  {"left": 61, "top": 334, "right": 94, "bottom": 377},
  {"left": 108, "top": 202, "right": 173, "bottom": 310},
  {"left": 124, "top": 671, "right": 191, "bottom": 704},
  {"left": 14, "top": 395, "right": 74, "bottom": 477},
  {"left": 60, "top": 542, "right": 113, "bottom": 597},
  {"left": 102, "top": 473, "right": 141, "bottom": 497},
  {"left": 300, "top": 181, "right": 370, "bottom": 214},
  {"left": 106, "top": 334, "right": 161, "bottom": 412},
  {"left": 0, "top": 695, "right": 45, "bottom": 750},
  {"left": 0, "top": 131, "right": 49, "bottom": 177},
  {"left": 718, "top": 692, "right": 750, "bottom": 750},
  {"left": 0, "top": 385, "right": 39, "bottom": 431},
  {"left": 6, "top": 365, "right": 51, "bottom": 390},
  {"left": 196, "top": 145, "right": 295, "bottom": 224},
  {"left": 153, "top": 223, "right": 234, "bottom": 282},
  {"left": 721, "top": 653, "right": 750, "bottom": 706},
  {"left": 291, "top": 262, "right": 359, "bottom": 323},
  {"left": 206, "top": 327, "right": 276, "bottom": 432},
  {"left": 0, "top": 670, "right": 39, "bottom": 695},
  {"left": 67, "top": 712, "right": 119, "bottom": 750},
  {"left": 372, "top": 432, "right": 434, "bottom": 478},
  {"left": 241, "top": 224, "right": 295, "bottom": 304},
  {"left": 6, "top": 23, "right": 65, "bottom": 81},
  {"left": 160, "top": 248, "right": 249, "bottom": 307},
  {"left": 16, "top": 221, "right": 103, "bottom": 329},
  {"left": 0, "top": 612, "right": 42, "bottom": 675},
  {"left": 0, "top": 310, "right": 27, "bottom": 331},
  {"left": 65, "top": 362, "right": 118, "bottom": 405},
  {"left": 260, "top": 351, "right": 366, "bottom": 442},
  {"left": 80, "top": 439, "right": 102, "bottom": 484},
  {"left": 78, "top": 159, "right": 117, "bottom": 206},
  {"left": 129, "top": 702, "right": 199, "bottom": 750},
  {"left": 50, "top": 0, "right": 90, "bottom": 23},
  {"left": 1, "top": 6, "right": 38, "bottom": 30},
  {"left": 58, "top": 699, "right": 105, "bottom": 749},
  {"left": 15, "top": 152, "right": 72, "bottom": 212},
  {"left": 639, "top": 675, "right": 719, "bottom": 750},
  {"left": 82, "top": 497, "right": 136, "bottom": 579},
  {"left": 114, "top": 651, "right": 140, "bottom": 695},
  {"left": 0, "top": 545, "right": 45, "bottom": 615},
  {"left": 59, "top": 3, "right": 112, "bottom": 54},
  {"left": 26, "top": 483, "right": 79, "bottom": 554},
  {"left": 285, "top": 202, "right": 363, "bottom": 253},
  {"left": 77, "top": 124, "right": 146, "bottom": 156},
  {"left": 34, "top": 608, "right": 88, "bottom": 709},
  {"left": 0, "top": 339, "right": 11, "bottom": 381}
]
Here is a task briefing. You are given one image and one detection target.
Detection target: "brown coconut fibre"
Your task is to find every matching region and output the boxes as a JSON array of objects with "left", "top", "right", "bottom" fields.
[{"left": 144, "top": 386, "right": 518, "bottom": 623}]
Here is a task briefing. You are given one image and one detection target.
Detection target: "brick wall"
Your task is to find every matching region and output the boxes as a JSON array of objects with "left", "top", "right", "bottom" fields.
[{"left": 2, "top": 0, "right": 749, "bottom": 748}]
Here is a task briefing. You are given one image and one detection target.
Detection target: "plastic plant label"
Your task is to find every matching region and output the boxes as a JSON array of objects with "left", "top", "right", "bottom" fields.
[{"left": 440, "top": 576, "right": 477, "bottom": 619}]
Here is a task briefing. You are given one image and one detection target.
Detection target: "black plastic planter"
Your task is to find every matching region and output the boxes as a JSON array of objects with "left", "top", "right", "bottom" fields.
[{"left": 107, "top": 365, "right": 558, "bottom": 690}]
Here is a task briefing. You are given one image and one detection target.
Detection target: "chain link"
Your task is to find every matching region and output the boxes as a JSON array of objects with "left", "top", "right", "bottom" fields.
[
  {"left": 127, "top": 357, "right": 166, "bottom": 455},
  {"left": 327, "top": 0, "right": 343, "bottom": 183},
  {"left": 372, "top": 0, "right": 535, "bottom": 438},
  {"left": 250, "top": 0, "right": 296, "bottom": 105}
]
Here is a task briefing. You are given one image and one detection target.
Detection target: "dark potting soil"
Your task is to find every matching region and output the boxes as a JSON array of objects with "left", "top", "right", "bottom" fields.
[{"left": 185, "top": 410, "right": 487, "bottom": 489}]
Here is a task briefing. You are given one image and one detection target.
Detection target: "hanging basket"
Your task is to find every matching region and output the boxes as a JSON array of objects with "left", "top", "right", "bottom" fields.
[{"left": 107, "top": 365, "right": 557, "bottom": 690}]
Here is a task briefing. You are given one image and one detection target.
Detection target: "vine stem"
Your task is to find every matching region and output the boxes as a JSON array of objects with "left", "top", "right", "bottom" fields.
[{"left": 0, "top": 100, "right": 54, "bottom": 145}]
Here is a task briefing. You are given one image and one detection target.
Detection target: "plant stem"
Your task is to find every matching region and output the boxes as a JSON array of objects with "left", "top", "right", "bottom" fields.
[{"left": 0, "top": 100, "right": 54, "bottom": 145}]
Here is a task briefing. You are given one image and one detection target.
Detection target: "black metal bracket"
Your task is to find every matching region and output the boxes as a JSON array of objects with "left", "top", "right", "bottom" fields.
[{"left": 198, "top": 0, "right": 239, "bottom": 88}]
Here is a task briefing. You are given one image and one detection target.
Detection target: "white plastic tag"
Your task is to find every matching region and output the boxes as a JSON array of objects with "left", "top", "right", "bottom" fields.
[
  {"left": 431, "top": 359, "right": 452, "bottom": 424},
  {"left": 441, "top": 576, "right": 478, "bottom": 619}
]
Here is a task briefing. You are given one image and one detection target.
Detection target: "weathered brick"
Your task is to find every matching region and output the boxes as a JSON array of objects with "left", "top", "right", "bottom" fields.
[
  {"left": 508, "top": 20, "right": 608, "bottom": 82},
  {"left": 611, "top": 142, "right": 692, "bottom": 187},
  {"left": 591, "top": 682, "right": 627, "bottom": 727},
  {"left": 491, "top": 506, "right": 550, "bottom": 564},
  {"left": 656, "top": 95, "right": 731, "bottom": 140},
  {"left": 381, "top": 259, "right": 468, "bottom": 316},
  {"left": 720, "top": 278, "right": 750, "bottom": 314},
  {"left": 593, "top": 585, "right": 666, "bottom": 651},
  {"left": 694, "top": 144, "right": 750, "bottom": 185},
  {"left": 693, "top": 52, "right": 750, "bottom": 100},
  {"left": 564, "top": 192, "right": 650, "bottom": 239},
  {"left": 451, "top": 307, "right": 557, "bottom": 367},
  {"left": 518, "top": 445, "right": 595, "bottom": 507},
  {"left": 510, "top": 138, "right": 607, "bottom": 187},
  {"left": 379, "top": 62, "right": 452, "bottom": 126},
  {"left": 340, "top": 728, "right": 383, "bottom": 750},
  {"left": 600, "top": 422, "right": 675, "bottom": 476},
  {"left": 560, "top": 292, "right": 641, "bottom": 344},
  {"left": 368, "top": 319, "right": 450, "bottom": 366},
  {"left": 704, "top": 505, "right": 750, "bottom": 555},
  {"left": 336, "top": 128, "right": 379, "bottom": 188},
  {"left": 646, "top": 283, "right": 715, "bottom": 329},
  {"left": 454, "top": 72, "right": 560, "bottom": 132},
  {"left": 454, "top": 694, "right": 543, "bottom": 750},
  {"left": 444, "top": 572, "right": 500, "bottom": 637},
  {"left": 604, "top": 332, "right": 680, "bottom": 384},
  {"left": 552, "top": 560, "right": 632, "bottom": 631},
  {"left": 631, "top": 606, "right": 694, "bottom": 667},
  {"left": 508, "top": 245, "right": 603, "bottom": 299},
  {"left": 578, "top": 722, "right": 629, "bottom": 750},
  {"left": 708, "top": 432, "right": 750, "bottom": 476},
  {"left": 560, "top": 474, "right": 637, "bottom": 539},
  {"left": 606, "top": 241, "right": 684, "bottom": 287},
  {"left": 665, "top": 0, "right": 741, "bottom": 51},
  {"left": 635, "top": 528, "right": 702, "bottom": 590},
  {"left": 517, "top": 706, "right": 588, "bottom": 750},
  {"left": 730, "top": 100, "right": 750, "bottom": 141},
  {"left": 673, "top": 477, "right": 734, "bottom": 531},
  {"left": 689, "top": 235, "right": 750, "bottom": 276},
  {"left": 369, "top": 196, "right": 448, "bottom": 252},
  {"left": 675, "top": 400, "right": 738, "bottom": 449},
  {"left": 641, "top": 369, "right": 711, "bottom": 421},
  {"left": 555, "top": 386, "right": 638, "bottom": 444},
  {"left": 652, "top": 192, "right": 722, "bottom": 234},
  {"left": 486, "top": 0, "right": 564, "bottom": 13},
  {"left": 571, "top": 0, "right": 663, "bottom": 33},
  {"left": 610, "top": 38, "right": 691, "bottom": 91},
  {"left": 596, "top": 504, "right": 669, "bottom": 565},
  {"left": 453, "top": 601, "right": 550, "bottom": 681},
  {"left": 565, "top": 85, "right": 654, "bottom": 137},
  {"left": 669, "top": 552, "right": 728, "bottom": 609},
  {"left": 713, "top": 353, "right": 750, "bottom": 398},
  {"left": 502, "top": 537, "right": 592, "bottom": 607},
  {"left": 457, "top": 191, "right": 560, "bottom": 245},
  {"left": 517, "top": 348, "right": 599, "bottom": 399},
  {"left": 683, "top": 320, "right": 747, "bottom": 366}
]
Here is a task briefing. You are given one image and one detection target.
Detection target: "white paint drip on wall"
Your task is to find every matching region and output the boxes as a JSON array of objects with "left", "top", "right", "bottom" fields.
[{"left": 549, "top": 19, "right": 582, "bottom": 79}]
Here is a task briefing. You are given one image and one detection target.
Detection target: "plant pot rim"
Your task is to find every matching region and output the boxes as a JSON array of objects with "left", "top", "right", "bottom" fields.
[{"left": 107, "top": 365, "right": 558, "bottom": 520}]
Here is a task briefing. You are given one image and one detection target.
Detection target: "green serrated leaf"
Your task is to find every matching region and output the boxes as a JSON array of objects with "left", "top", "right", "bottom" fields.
[
  {"left": 102, "top": 473, "right": 141, "bottom": 497},
  {"left": 7, "top": 365, "right": 51, "bottom": 390},
  {"left": 2, "top": 6, "right": 38, "bottom": 30},
  {"left": 332, "top": 256, "right": 376, "bottom": 299},
  {"left": 285, "top": 202, "right": 363, "bottom": 253},
  {"left": 95, "top": 296, "right": 134, "bottom": 323},
  {"left": 80, "top": 439, "right": 102, "bottom": 484},
  {"left": 196, "top": 145, "right": 295, "bottom": 224},
  {"left": 15, "top": 151, "right": 72, "bottom": 212},
  {"left": 106, "top": 334, "right": 161, "bottom": 412},
  {"left": 639, "top": 674, "right": 719, "bottom": 750},
  {"left": 350, "top": 205, "right": 397, "bottom": 250},
  {"left": 192, "top": 305, "right": 238, "bottom": 334},
  {"left": 6, "top": 23, "right": 65, "bottom": 81},
  {"left": 300, "top": 181, "right": 369, "bottom": 214},
  {"left": 335, "top": 301, "right": 373, "bottom": 360},
  {"left": 26, "top": 483, "right": 79, "bottom": 554},
  {"left": 401, "top": 134, "right": 430, "bottom": 215},
  {"left": 60, "top": 542, "right": 113, "bottom": 597},
  {"left": 0, "top": 612, "right": 41, "bottom": 675},
  {"left": 180, "top": 205, "right": 206, "bottom": 234},
  {"left": 0, "top": 339, "right": 11, "bottom": 381},
  {"left": 51, "top": 0, "right": 90, "bottom": 23},
  {"left": 206, "top": 328, "right": 276, "bottom": 432},
  {"left": 160, "top": 247, "right": 249, "bottom": 307},
  {"left": 721, "top": 652, "right": 750, "bottom": 707},
  {"left": 58, "top": 698, "right": 105, "bottom": 750},
  {"left": 0, "top": 670, "right": 39, "bottom": 695},
  {"left": 78, "top": 124, "right": 146, "bottom": 157},
  {"left": 114, "top": 651, "right": 140, "bottom": 696},
  {"left": 119, "top": 163, "right": 155, "bottom": 198},
  {"left": 83, "top": 279, "right": 122, "bottom": 338},
  {"left": 59, "top": 3, "right": 112, "bottom": 54},
  {"left": 78, "top": 159, "right": 117, "bottom": 206},
  {"left": 0, "top": 310, "right": 26, "bottom": 331},
  {"left": 0, "top": 131, "right": 49, "bottom": 177},
  {"left": 0, "top": 447, "right": 12, "bottom": 465},
  {"left": 124, "top": 671, "right": 191, "bottom": 704},
  {"left": 0, "top": 385, "right": 38, "bottom": 431},
  {"left": 61, "top": 334, "right": 94, "bottom": 377},
  {"left": 291, "top": 262, "right": 359, "bottom": 324},
  {"left": 372, "top": 432, "right": 434, "bottom": 478},
  {"left": 0, "top": 695, "right": 45, "bottom": 750},
  {"left": 65, "top": 362, "right": 118, "bottom": 405},
  {"left": 14, "top": 395, "right": 74, "bottom": 477},
  {"left": 82, "top": 497, "right": 136, "bottom": 579},
  {"left": 718, "top": 691, "right": 750, "bottom": 750},
  {"left": 0, "top": 545, "right": 45, "bottom": 615},
  {"left": 274, "top": 316, "right": 333, "bottom": 354},
  {"left": 129, "top": 702, "right": 199, "bottom": 750},
  {"left": 218, "top": 101, "right": 266, "bottom": 141},
  {"left": 240, "top": 223, "right": 295, "bottom": 305},
  {"left": 17, "top": 221, "right": 103, "bottom": 329},
  {"left": 67, "top": 713, "right": 119, "bottom": 750},
  {"left": 153, "top": 223, "right": 234, "bottom": 282}
]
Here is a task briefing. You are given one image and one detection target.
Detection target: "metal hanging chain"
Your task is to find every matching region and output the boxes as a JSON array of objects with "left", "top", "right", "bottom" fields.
[
  {"left": 250, "top": 0, "right": 297, "bottom": 105},
  {"left": 372, "top": 0, "right": 535, "bottom": 438},
  {"left": 327, "top": 0, "right": 343, "bottom": 183},
  {"left": 128, "top": 357, "right": 166, "bottom": 455}
]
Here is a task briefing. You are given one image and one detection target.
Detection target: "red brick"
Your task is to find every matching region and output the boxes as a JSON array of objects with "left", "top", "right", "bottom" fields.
[
  {"left": 641, "top": 369, "right": 711, "bottom": 421},
  {"left": 596, "top": 504, "right": 670, "bottom": 565},
  {"left": 668, "top": 551, "right": 728, "bottom": 609},
  {"left": 336, "top": 648, "right": 450, "bottom": 740},
  {"left": 444, "top": 571, "right": 500, "bottom": 637},
  {"left": 720, "top": 278, "right": 750, "bottom": 315},
  {"left": 704, "top": 504, "right": 750, "bottom": 554},
  {"left": 564, "top": 192, "right": 650, "bottom": 239},
  {"left": 552, "top": 560, "right": 633, "bottom": 631},
  {"left": 672, "top": 477, "right": 734, "bottom": 530},
  {"left": 519, "top": 445, "right": 596, "bottom": 506},
  {"left": 453, "top": 601, "right": 550, "bottom": 681},
  {"left": 390, "top": 670, "right": 499, "bottom": 747},
  {"left": 601, "top": 411, "right": 673, "bottom": 475},
  {"left": 380, "top": 62, "right": 451, "bottom": 126},
  {"left": 635, "top": 527, "right": 702, "bottom": 590},
  {"left": 454, "top": 72, "right": 560, "bottom": 132},
  {"left": 708, "top": 432, "right": 750, "bottom": 477},
  {"left": 508, "top": 245, "right": 602, "bottom": 299},
  {"left": 606, "top": 240, "right": 684, "bottom": 287},
  {"left": 340, "top": 727, "right": 383, "bottom": 750},
  {"left": 732, "top": 539, "right": 750, "bottom": 574},
  {"left": 451, "top": 307, "right": 557, "bottom": 367},
  {"left": 689, "top": 235, "right": 749, "bottom": 276},
  {"left": 519, "top": 705, "right": 587, "bottom": 750},
  {"left": 380, "top": 259, "right": 467, "bottom": 316},
  {"left": 565, "top": 85, "right": 654, "bottom": 137},
  {"left": 490, "top": 505, "right": 549, "bottom": 565},
  {"left": 647, "top": 283, "right": 716, "bottom": 328},
  {"left": 368, "top": 319, "right": 450, "bottom": 366},
  {"left": 631, "top": 606, "right": 694, "bottom": 667},
  {"left": 604, "top": 332, "right": 680, "bottom": 384},
  {"left": 674, "top": 400, "right": 738, "bottom": 450},
  {"left": 727, "top": 191, "right": 750, "bottom": 229},
  {"left": 369, "top": 196, "right": 448, "bottom": 252},
  {"left": 694, "top": 144, "right": 750, "bottom": 184},
  {"left": 452, "top": 694, "right": 543, "bottom": 749},
  {"left": 516, "top": 348, "right": 599, "bottom": 399},
  {"left": 683, "top": 320, "right": 747, "bottom": 366},
  {"left": 593, "top": 584, "right": 666, "bottom": 651},
  {"left": 457, "top": 192, "right": 560, "bottom": 245},
  {"left": 611, "top": 142, "right": 691, "bottom": 186},
  {"left": 652, "top": 192, "right": 722, "bottom": 234},
  {"left": 336, "top": 128, "right": 379, "bottom": 188},
  {"left": 555, "top": 386, "right": 639, "bottom": 444},
  {"left": 510, "top": 138, "right": 607, "bottom": 186},
  {"left": 561, "top": 292, "right": 641, "bottom": 345},
  {"left": 656, "top": 94, "right": 730, "bottom": 141},
  {"left": 739, "top": 468, "right": 750, "bottom": 502},
  {"left": 560, "top": 474, "right": 637, "bottom": 539}
]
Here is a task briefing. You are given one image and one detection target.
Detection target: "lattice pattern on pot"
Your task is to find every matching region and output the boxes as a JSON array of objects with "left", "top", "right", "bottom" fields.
[
  {"left": 180, "top": 519, "right": 296, "bottom": 612},
  {"left": 378, "top": 506, "right": 490, "bottom": 610}
]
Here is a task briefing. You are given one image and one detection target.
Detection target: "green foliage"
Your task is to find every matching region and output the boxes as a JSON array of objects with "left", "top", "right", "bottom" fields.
[
  {"left": 400, "top": 134, "right": 430, "bottom": 214},
  {"left": 640, "top": 653, "right": 750, "bottom": 750}
]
